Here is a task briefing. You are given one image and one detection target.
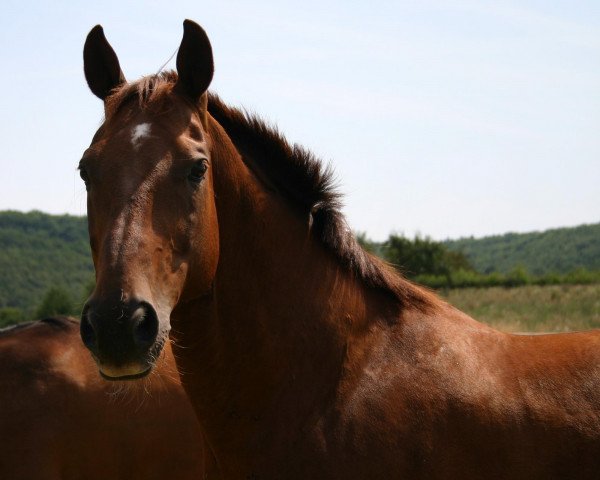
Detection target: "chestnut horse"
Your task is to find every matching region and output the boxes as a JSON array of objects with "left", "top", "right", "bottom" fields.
[
  {"left": 79, "top": 20, "right": 600, "bottom": 479},
  {"left": 0, "top": 317, "right": 209, "bottom": 479}
]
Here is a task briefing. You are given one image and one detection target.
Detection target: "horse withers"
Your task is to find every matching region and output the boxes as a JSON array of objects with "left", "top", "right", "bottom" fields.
[
  {"left": 0, "top": 317, "right": 209, "bottom": 480},
  {"left": 79, "top": 20, "right": 600, "bottom": 479}
]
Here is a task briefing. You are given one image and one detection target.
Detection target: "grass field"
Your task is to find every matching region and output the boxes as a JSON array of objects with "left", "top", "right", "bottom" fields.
[{"left": 440, "top": 284, "right": 600, "bottom": 333}]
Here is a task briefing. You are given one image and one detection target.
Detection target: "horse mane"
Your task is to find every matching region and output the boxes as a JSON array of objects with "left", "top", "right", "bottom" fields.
[{"left": 105, "top": 73, "right": 438, "bottom": 312}]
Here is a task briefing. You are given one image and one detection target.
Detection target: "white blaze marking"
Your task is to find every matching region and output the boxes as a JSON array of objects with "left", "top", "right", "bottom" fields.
[{"left": 131, "top": 123, "right": 152, "bottom": 150}]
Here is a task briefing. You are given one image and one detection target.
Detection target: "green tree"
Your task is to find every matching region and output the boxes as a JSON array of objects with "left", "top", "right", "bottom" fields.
[
  {"left": 504, "top": 266, "right": 531, "bottom": 287},
  {"left": 384, "top": 234, "right": 473, "bottom": 284},
  {"left": 35, "top": 286, "right": 74, "bottom": 318}
]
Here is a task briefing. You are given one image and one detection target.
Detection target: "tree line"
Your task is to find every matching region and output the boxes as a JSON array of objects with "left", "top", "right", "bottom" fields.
[
  {"left": 444, "top": 222, "right": 600, "bottom": 275},
  {"left": 1, "top": 211, "right": 599, "bottom": 328}
]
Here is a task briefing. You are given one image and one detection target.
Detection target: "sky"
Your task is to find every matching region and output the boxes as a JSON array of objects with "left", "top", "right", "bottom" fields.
[{"left": 0, "top": 0, "right": 598, "bottom": 241}]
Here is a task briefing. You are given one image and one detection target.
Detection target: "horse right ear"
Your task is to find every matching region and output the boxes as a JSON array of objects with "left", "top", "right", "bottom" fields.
[
  {"left": 175, "top": 20, "right": 214, "bottom": 103},
  {"left": 83, "top": 25, "right": 125, "bottom": 101}
]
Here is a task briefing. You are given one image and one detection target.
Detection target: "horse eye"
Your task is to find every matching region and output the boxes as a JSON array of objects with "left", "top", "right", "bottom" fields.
[
  {"left": 79, "top": 168, "right": 90, "bottom": 190},
  {"left": 188, "top": 160, "right": 208, "bottom": 184}
]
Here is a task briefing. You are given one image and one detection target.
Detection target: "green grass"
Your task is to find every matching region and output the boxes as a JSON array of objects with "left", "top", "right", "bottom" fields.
[{"left": 440, "top": 284, "right": 600, "bottom": 333}]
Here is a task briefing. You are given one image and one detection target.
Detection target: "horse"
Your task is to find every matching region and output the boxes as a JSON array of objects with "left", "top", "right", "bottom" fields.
[
  {"left": 0, "top": 316, "right": 211, "bottom": 479},
  {"left": 78, "top": 20, "right": 600, "bottom": 479}
]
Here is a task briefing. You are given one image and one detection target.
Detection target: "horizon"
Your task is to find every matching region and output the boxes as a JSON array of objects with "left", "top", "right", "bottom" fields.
[
  {"left": 1, "top": 1, "right": 598, "bottom": 241},
  {"left": 1, "top": 208, "right": 596, "bottom": 243}
]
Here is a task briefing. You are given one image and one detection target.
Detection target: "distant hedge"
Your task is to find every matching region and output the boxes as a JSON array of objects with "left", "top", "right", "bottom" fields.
[{"left": 414, "top": 267, "right": 600, "bottom": 290}]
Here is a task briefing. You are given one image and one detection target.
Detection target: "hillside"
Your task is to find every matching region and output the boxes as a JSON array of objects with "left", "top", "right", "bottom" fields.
[
  {"left": 1, "top": 211, "right": 598, "bottom": 316},
  {"left": 445, "top": 223, "right": 600, "bottom": 275},
  {"left": 0, "top": 211, "right": 93, "bottom": 313}
]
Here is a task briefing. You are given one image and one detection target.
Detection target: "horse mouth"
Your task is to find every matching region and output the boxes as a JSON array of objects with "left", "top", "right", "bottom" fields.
[
  {"left": 99, "top": 367, "right": 152, "bottom": 381},
  {"left": 97, "top": 359, "right": 155, "bottom": 380},
  {"left": 93, "top": 331, "right": 167, "bottom": 381}
]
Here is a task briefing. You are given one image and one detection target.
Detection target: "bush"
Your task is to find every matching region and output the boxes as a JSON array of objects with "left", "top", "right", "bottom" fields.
[
  {"left": 563, "top": 268, "right": 600, "bottom": 285},
  {"left": 504, "top": 266, "right": 531, "bottom": 287},
  {"left": 415, "top": 268, "right": 600, "bottom": 290},
  {"left": 384, "top": 234, "right": 473, "bottom": 282},
  {"left": 35, "top": 286, "right": 75, "bottom": 319}
]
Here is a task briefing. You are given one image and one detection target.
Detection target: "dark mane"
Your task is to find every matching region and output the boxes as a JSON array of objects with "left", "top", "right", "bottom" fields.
[{"left": 105, "top": 72, "right": 437, "bottom": 311}]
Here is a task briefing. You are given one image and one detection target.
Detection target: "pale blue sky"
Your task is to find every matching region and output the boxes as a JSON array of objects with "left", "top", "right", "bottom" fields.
[{"left": 0, "top": 1, "right": 598, "bottom": 240}]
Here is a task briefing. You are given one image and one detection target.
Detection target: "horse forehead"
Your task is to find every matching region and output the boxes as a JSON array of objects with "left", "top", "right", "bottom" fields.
[
  {"left": 123, "top": 113, "right": 201, "bottom": 140},
  {"left": 100, "top": 109, "right": 204, "bottom": 162},
  {"left": 130, "top": 122, "right": 152, "bottom": 150},
  {"left": 107, "top": 118, "right": 165, "bottom": 155}
]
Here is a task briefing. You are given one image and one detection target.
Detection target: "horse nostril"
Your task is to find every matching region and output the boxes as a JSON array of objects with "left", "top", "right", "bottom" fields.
[
  {"left": 132, "top": 303, "right": 159, "bottom": 350},
  {"left": 80, "top": 305, "right": 98, "bottom": 353}
]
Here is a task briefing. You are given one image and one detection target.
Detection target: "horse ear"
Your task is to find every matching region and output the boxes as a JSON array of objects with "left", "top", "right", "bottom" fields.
[
  {"left": 83, "top": 25, "right": 126, "bottom": 101},
  {"left": 175, "top": 20, "right": 214, "bottom": 103}
]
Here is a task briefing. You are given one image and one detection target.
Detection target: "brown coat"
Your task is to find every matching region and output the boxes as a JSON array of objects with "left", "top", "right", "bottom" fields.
[{"left": 0, "top": 317, "right": 208, "bottom": 480}]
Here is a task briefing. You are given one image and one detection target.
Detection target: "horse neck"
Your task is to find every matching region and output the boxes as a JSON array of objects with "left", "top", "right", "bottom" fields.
[{"left": 172, "top": 118, "right": 386, "bottom": 450}]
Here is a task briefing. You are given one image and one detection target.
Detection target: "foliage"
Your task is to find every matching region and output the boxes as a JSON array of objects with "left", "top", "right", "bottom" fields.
[
  {"left": 356, "top": 228, "right": 600, "bottom": 290},
  {"left": 34, "top": 286, "right": 76, "bottom": 319},
  {"left": 1, "top": 210, "right": 599, "bottom": 327},
  {"left": 413, "top": 268, "right": 600, "bottom": 290},
  {"left": 0, "top": 307, "right": 26, "bottom": 329},
  {"left": 445, "top": 223, "right": 600, "bottom": 275},
  {"left": 383, "top": 234, "right": 473, "bottom": 283},
  {"left": 0, "top": 210, "right": 94, "bottom": 315}
]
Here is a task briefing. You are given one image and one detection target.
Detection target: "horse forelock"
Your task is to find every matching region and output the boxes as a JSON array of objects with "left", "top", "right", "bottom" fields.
[
  {"left": 101, "top": 71, "right": 437, "bottom": 312},
  {"left": 104, "top": 71, "right": 179, "bottom": 120}
]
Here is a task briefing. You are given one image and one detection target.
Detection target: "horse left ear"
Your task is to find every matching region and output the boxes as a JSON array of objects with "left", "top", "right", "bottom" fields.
[
  {"left": 175, "top": 19, "right": 214, "bottom": 120},
  {"left": 83, "top": 25, "right": 126, "bottom": 101}
]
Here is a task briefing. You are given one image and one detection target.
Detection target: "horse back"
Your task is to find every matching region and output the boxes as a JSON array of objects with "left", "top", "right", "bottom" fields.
[{"left": 329, "top": 306, "right": 600, "bottom": 479}]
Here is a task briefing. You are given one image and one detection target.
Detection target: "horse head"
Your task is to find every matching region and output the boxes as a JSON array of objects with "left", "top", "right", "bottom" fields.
[{"left": 80, "top": 21, "right": 219, "bottom": 379}]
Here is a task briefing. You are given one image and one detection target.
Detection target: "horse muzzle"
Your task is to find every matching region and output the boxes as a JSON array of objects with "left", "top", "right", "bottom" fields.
[{"left": 80, "top": 298, "right": 166, "bottom": 380}]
